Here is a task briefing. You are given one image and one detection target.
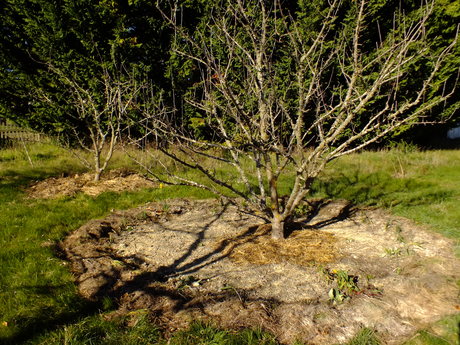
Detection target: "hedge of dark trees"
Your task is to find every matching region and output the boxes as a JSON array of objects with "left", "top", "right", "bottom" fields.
[{"left": 0, "top": 0, "right": 458, "bottom": 148}]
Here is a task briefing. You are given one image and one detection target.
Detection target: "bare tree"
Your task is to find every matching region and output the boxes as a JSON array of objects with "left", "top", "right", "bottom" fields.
[
  {"left": 40, "top": 63, "right": 143, "bottom": 181},
  {"left": 142, "top": 0, "right": 458, "bottom": 239}
]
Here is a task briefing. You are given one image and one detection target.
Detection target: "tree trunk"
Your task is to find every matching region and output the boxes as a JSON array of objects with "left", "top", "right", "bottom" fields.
[
  {"left": 94, "top": 150, "right": 101, "bottom": 182},
  {"left": 94, "top": 170, "right": 101, "bottom": 182},
  {"left": 271, "top": 214, "right": 285, "bottom": 240}
]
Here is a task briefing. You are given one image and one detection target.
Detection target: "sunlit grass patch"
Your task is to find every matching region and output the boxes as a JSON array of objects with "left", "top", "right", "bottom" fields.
[
  {"left": 402, "top": 313, "right": 460, "bottom": 345},
  {"left": 165, "top": 322, "right": 278, "bottom": 345},
  {"left": 32, "top": 313, "right": 160, "bottom": 345}
]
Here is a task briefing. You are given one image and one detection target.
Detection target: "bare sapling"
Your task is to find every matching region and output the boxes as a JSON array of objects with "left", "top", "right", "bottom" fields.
[{"left": 40, "top": 63, "right": 143, "bottom": 181}]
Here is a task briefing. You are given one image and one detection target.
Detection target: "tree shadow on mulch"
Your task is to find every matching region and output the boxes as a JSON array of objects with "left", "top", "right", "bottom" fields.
[{"left": 58, "top": 199, "right": 356, "bottom": 338}]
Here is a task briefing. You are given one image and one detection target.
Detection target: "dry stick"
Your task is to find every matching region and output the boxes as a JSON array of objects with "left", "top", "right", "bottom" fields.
[{"left": 20, "top": 136, "right": 34, "bottom": 167}]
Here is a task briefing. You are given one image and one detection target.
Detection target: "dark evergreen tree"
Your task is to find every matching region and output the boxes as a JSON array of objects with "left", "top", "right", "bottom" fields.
[
  {"left": 0, "top": 0, "right": 168, "bottom": 139},
  {"left": 0, "top": 0, "right": 171, "bottom": 179}
]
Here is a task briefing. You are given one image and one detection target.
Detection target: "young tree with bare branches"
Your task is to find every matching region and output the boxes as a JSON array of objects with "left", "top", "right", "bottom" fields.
[
  {"left": 40, "top": 64, "right": 143, "bottom": 181},
  {"left": 142, "top": 0, "right": 458, "bottom": 239}
]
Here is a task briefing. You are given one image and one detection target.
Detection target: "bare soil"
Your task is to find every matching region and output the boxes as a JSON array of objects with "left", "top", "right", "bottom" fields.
[{"left": 59, "top": 197, "right": 460, "bottom": 344}]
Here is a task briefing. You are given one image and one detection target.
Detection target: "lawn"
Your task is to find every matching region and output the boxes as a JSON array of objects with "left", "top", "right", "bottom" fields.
[{"left": 0, "top": 142, "right": 458, "bottom": 345}]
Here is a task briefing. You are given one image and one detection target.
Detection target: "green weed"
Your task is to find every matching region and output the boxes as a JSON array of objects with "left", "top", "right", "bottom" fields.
[
  {"left": 346, "top": 327, "right": 381, "bottom": 345},
  {"left": 325, "top": 269, "right": 360, "bottom": 304},
  {"left": 384, "top": 247, "right": 403, "bottom": 257}
]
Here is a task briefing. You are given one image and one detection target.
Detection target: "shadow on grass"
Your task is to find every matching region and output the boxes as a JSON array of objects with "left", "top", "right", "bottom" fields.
[
  {"left": 311, "top": 171, "right": 453, "bottom": 209},
  {"left": 0, "top": 167, "right": 221, "bottom": 344},
  {"left": 458, "top": 321, "right": 460, "bottom": 345},
  {"left": 0, "top": 166, "right": 83, "bottom": 197},
  {"left": 1, "top": 301, "right": 104, "bottom": 345}
]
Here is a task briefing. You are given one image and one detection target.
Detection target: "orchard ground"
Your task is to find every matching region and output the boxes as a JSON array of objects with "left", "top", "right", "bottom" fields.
[{"left": 0, "top": 142, "right": 459, "bottom": 345}]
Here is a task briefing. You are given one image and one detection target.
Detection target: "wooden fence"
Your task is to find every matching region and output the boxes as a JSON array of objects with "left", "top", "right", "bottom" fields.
[{"left": 0, "top": 119, "right": 45, "bottom": 143}]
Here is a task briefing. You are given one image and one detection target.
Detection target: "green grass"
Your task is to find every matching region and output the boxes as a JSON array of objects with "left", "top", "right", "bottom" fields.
[
  {"left": 32, "top": 312, "right": 160, "bottom": 345},
  {"left": 345, "top": 328, "right": 381, "bottom": 345},
  {"left": 402, "top": 313, "right": 460, "bottom": 345},
  {"left": 0, "top": 142, "right": 459, "bottom": 345},
  {"left": 164, "top": 323, "right": 278, "bottom": 345},
  {"left": 32, "top": 319, "right": 278, "bottom": 345}
]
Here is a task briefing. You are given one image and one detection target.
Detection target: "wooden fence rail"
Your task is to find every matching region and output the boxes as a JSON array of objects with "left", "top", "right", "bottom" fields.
[{"left": 0, "top": 121, "right": 45, "bottom": 143}]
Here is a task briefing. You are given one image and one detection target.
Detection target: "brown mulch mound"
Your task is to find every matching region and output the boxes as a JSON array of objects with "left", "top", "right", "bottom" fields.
[{"left": 27, "top": 169, "right": 156, "bottom": 198}]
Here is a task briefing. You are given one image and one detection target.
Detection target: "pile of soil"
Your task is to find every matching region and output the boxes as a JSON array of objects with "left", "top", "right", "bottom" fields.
[
  {"left": 60, "top": 198, "right": 460, "bottom": 344},
  {"left": 27, "top": 169, "right": 156, "bottom": 198}
]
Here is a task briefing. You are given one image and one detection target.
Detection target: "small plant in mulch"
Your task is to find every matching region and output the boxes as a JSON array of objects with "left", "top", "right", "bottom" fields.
[{"left": 321, "top": 268, "right": 383, "bottom": 305}]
